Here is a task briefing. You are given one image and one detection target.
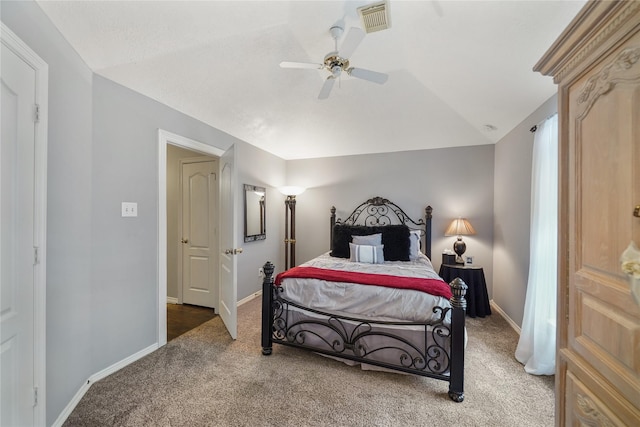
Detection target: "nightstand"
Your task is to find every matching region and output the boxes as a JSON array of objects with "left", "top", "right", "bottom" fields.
[{"left": 438, "top": 264, "right": 491, "bottom": 318}]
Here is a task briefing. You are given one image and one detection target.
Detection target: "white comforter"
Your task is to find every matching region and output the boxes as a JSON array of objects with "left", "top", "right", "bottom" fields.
[{"left": 279, "top": 252, "right": 452, "bottom": 323}]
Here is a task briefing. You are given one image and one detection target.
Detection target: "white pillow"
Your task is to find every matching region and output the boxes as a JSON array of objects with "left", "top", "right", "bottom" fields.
[
  {"left": 409, "top": 230, "right": 422, "bottom": 260},
  {"left": 349, "top": 243, "right": 385, "bottom": 264},
  {"left": 352, "top": 233, "right": 382, "bottom": 246}
]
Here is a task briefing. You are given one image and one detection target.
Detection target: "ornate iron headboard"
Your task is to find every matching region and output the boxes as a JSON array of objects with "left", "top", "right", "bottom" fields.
[{"left": 330, "top": 196, "right": 433, "bottom": 259}]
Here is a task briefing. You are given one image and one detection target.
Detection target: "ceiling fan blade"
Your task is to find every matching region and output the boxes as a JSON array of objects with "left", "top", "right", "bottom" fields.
[
  {"left": 280, "top": 61, "right": 324, "bottom": 70},
  {"left": 347, "top": 68, "right": 388, "bottom": 84},
  {"left": 318, "top": 76, "right": 336, "bottom": 99},
  {"left": 338, "top": 27, "right": 365, "bottom": 59}
]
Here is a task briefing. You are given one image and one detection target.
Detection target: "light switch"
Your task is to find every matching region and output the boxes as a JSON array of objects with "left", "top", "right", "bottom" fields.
[{"left": 121, "top": 202, "right": 138, "bottom": 217}]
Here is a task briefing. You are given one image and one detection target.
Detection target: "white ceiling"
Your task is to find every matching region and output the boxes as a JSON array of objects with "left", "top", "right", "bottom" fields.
[{"left": 37, "top": 0, "right": 586, "bottom": 160}]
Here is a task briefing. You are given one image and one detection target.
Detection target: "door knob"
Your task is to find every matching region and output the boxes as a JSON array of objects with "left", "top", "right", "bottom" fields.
[
  {"left": 181, "top": 238, "right": 188, "bottom": 244},
  {"left": 634, "top": 205, "right": 640, "bottom": 218},
  {"left": 224, "top": 248, "right": 243, "bottom": 255}
]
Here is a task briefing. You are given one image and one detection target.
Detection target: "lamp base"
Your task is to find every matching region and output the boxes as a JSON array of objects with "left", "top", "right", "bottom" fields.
[{"left": 453, "top": 237, "right": 466, "bottom": 265}]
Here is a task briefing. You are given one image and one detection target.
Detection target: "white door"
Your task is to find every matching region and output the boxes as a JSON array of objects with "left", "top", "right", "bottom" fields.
[
  {"left": 181, "top": 159, "right": 217, "bottom": 308},
  {"left": 1, "top": 40, "right": 37, "bottom": 427},
  {"left": 219, "top": 145, "right": 238, "bottom": 339}
]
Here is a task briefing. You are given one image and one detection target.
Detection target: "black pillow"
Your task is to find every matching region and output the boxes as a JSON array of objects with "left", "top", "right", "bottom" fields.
[
  {"left": 330, "top": 224, "right": 410, "bottom": 261},
  {"left": 330, "top": 225, "right": 376, "bottom": 258},
  {"left": 379, "top": 225, "right": 411, "bottom": 261}
]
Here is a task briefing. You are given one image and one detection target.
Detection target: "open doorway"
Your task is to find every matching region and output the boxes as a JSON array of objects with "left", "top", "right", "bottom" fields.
[
  {"left": 166, "top": 145, "right": 218, "bottom": 340},
  {"left": 157, "top": 130, "right": 225, "bottom": 346}
]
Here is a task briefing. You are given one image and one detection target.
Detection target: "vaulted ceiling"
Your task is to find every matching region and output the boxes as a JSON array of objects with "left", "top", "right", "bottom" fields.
[{"left": 37, "top": 0, "right": 586, "bottom": 159}]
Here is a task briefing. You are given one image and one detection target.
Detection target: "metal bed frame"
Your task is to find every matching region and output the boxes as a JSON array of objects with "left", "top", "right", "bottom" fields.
[{"left": 260, "top": 197, "right": 468, "bottom": 402}]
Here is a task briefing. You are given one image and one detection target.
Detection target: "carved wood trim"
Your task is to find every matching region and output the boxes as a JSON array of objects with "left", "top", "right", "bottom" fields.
[
  {"left": 576, "top": 46, "right": 640, "bottom": 117},
  {"left": 575, "top": 394, "right": 616, "bottom": 427},
  {"left": 535, "top": 1, "right": 640, "bottom": 82}
]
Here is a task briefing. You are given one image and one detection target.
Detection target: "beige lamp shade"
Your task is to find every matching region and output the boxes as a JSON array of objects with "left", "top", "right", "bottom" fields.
[
  {"left": 279, "top": 186, "right": 306, "bottom": 196},
  {"left": 444, "top": 218, "right": 476, "bottom": 236}
]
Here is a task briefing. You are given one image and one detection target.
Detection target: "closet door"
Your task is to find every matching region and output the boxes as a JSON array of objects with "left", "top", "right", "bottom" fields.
[{"left": 535, "top": 2, "right": 640, "bottom": 425}]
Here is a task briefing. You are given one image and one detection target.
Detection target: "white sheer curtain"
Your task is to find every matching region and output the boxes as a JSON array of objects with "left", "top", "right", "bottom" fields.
[{"left": 515, "top": 114, "right": 558, "bottom": 375}]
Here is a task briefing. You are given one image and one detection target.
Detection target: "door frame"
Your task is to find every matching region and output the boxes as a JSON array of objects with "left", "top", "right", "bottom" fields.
[
  {"left": 1, "top": 23, "right": 48, "bottom": 425},
  {"left": 157, "top": 130, "right": 223, "bottom": 346}
]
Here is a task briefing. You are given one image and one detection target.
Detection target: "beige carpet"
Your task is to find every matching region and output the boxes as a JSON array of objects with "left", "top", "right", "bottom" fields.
[{"left": 64, "top": 297, "right": 554, "bottom": 427}]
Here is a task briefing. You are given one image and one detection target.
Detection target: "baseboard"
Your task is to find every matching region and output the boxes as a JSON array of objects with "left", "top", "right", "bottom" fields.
[
  {"left": 238, "top": 289, "right": 262, "bottom": 306},
  {"left": 90, "top": 343, "right": 158, "bottom": 382},
  {"left": 51, "top": 343, "right": 158, "bottom": 427},
  {"left": 168, "top": 293, "right": 255, "bottom": 307},
  {"left": 50, "top": 379, "right": 91, "bottom": 427},
  {"left": 489, "top": 299, "right": 521, "bottom": 335}
]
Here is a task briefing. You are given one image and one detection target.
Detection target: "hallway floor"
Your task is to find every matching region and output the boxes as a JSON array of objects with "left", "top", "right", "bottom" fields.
[{"left": 167, "top": 303, "right": 216, "bottom": 341}]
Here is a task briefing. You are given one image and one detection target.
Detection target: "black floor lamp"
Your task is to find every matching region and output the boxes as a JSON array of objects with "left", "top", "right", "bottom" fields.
[{"left": 279, "top": 186, "right": 306, "bottom": 270}]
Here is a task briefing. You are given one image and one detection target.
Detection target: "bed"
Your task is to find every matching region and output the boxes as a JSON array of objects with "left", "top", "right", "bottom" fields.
[{"left": 260, "top": 197, "right": 468, "bottom": 402}]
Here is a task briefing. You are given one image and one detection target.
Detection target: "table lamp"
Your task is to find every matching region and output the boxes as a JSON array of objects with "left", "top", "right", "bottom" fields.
[{"left": 444, "top": 218, "right": 476, "bottom": 264}]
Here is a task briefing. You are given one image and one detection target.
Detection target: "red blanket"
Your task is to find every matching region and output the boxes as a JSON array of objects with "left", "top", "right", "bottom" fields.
[{"left": 275, "top": 266, "right": 453, "bottom": 299}]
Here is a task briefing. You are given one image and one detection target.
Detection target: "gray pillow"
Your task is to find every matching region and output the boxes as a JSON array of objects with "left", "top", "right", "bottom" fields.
[
  {"left": 409, "top": 230, "right": 422, "bottom": 260},
  {"left": 352, "top": 233, "right": 382, "bottom": 246}
]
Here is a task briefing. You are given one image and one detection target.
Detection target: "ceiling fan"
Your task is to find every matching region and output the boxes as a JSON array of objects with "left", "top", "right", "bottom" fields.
[{"left": 280, "top": 26, "right": 388, "bottom": 99}]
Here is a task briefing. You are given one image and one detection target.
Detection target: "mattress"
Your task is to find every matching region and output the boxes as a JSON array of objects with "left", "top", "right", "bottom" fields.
[{"left": 278, "top": 252, "right": 452, "bottom": 324}]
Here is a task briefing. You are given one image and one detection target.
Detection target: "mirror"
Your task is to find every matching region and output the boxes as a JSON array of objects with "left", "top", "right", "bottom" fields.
[{"left": 244, "top": 184, "right": 266, "bottom": 242}]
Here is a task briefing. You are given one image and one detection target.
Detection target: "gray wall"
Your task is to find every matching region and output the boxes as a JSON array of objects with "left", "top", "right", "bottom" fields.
[
  {"left": 235, "top": 142, "right": 286, "bottom": 299},
  {"left": 92, "top": 73, "right": 286, "bottom": 375},
  {"left": 2, "top": 2, "right": 285, "bottom": 424},
  {"left": 492, "top": 94, "right": 558, "bottom": 327},
  {"left": 285, "top": 146, "right": 496, "bottom": 292},
  {"left": 92, "top": 72, "right": 287, "bottom": 387},
  {"left": 91, "top": 74, "right": 237, "bottom": 374}
]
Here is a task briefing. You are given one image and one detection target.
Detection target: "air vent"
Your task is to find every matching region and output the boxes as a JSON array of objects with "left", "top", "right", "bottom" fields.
[{"left": 357, "top": 1, "right": 390, "bottom": 34}]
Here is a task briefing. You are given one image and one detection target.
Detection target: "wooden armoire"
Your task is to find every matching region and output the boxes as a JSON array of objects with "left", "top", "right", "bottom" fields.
[{"left": 535, "top": 1, "right": 640, "bottom": 425}]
